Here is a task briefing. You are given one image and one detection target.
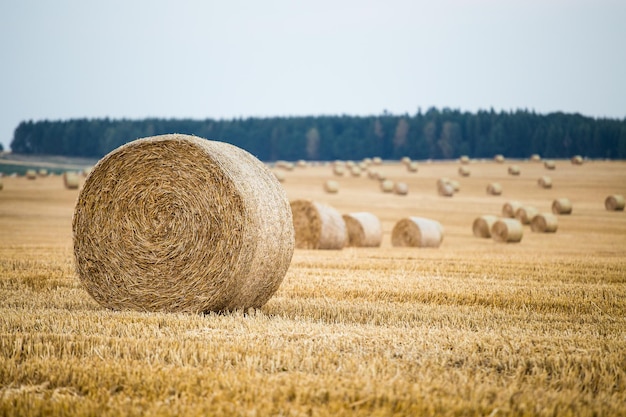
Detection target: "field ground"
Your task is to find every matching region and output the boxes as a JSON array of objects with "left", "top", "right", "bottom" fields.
[{"left": 1, "top": 158, "right": 625, "bottom": 416}]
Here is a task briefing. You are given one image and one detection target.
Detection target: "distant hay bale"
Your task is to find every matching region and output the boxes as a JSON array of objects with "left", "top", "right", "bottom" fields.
[
  {"left": 391, "top": 217, "right": 444, "bottom": 248},
  {"left": 544, "top": 160, "right": 556, "bottom": 170},
  {"left": 458, "top": 166, "right": 470, "bottom": 177},
  {"left": 472, "top": 215, "right": 499, "bottom": 238},
  {"left": 350, "top": 165, "right": 362, "bottom": 177},
  {"left": 508, "top": 165, "right": 521, "bottom": 176},
  {"left": 38, "top": 168, "right": 48, "bottom": 177},
  {"left": 491, "top": 219, "right": 523, "bottom": 243},
  {"left": 605, "top": 195, "right": 625, "bottom": 211},
  {"left": 290, "top": 199, "right": 346, "bottom": 250},
  {"left": 515, "top": 206, "right": 539, "bottom": 225},
  {"left": 530, "top": 154, "right": 541, "bottom": 162},
  {"left": 333, "top": 165, "right": 346, "bottom": 176},
  {"left": 459, "top": 155, "right": 470, "bottom": 164},
  {"left": 487, "top": 182, "right": 503, "bottom": 196},
  {"left": 530, "top": 213, "right": 558, "bottom": 233},
  {"left": 342, "top": 212, "right": 382, "bottom": 247},
  {"left": 367, "top": 169, "right": 380, "bottom": 180},
  {"left": 571, "top": 155, "right": 584, "bottom": 165},
  {"left": 380, "top": 179, "right": 395, "bottom": 193},
  {"left": 552, "top": 198, "right": 573, "bottom": 215},
  {"left": 494, "top": 154, "right": 505, "bottom": 163},
  {"left": 400, "top": 156, "right": 411, "bottom": 166},
  {"left": 323, "top": 180, "right": 339, "bottom": 193},
  {"left": 502, "top": 201, "right": 522, "bottom": 218},
  {"left": 26, "top": 169, "right": 37, "bottom": 180},
  {"left": 296, "top": 160, "right": 307, "bottom": 168},
  {"left": 372, "top": 157, "right": 383, "bottom": 165},
  {"left": 63, "top": 171, "right": 80, "bottom": 190},
  {"left": 407, "top": 161, "right": 419, "bottom": 172},
  {"left": 394, "top": 182, "right": 409, "bottom": 195},
  {"left": 73, "top": 134, "right": 294, "bottom": 314},
  {"left": 538, "top": 175, "right": 552, "bottom": 189},
  {"left": 437, "top": 178, "right": 454, "bottom": 197}
]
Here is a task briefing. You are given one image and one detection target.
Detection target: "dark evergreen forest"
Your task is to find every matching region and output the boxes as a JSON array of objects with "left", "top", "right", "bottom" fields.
[{"left": 10, "top": 108, "right": 626, "bottom": 161}]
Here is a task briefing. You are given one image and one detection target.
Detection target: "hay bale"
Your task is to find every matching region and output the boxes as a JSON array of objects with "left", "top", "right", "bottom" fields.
[
  {"left": 552, "top": 198, "right": 573, "bottom": 215},
  {"left": 394, "top": 182, "right": 409, "bottom": 195},
  {"left": 372, "top": 157, "right": 383, "bottom": 165},
  {"left": 459, "top": 155, "right": 470, "bottom": 164},
  {"left": 437, "top": 178, "right": 455, "bottom": 197},
  {"left": 73, "top": 134, "right": 295, "bottom": 313},
  {"left": 333, "top": 165, "right": 346, "bottom": 176},
  {"left": 530, "top": 213, "right": 558, "bottom": 233},
  {"left": 400, "top": 156, "right": 411, "bottom": 166},
  {"left": 530, "top": 154, "right": 541, "bottom": 162},
  {"left": 290, "top": 199, "right": 346, "bottom": 250},
  {"left": 391, "top": 217, "right": 444, "bottom": 248},
  {"left": 491, "top": 219, "right": 523, "bottom": 243},
  {"left": 380, "top": 179, "right": 394, "bottom": 193},
  {"left": 407, "top": 161, "right": 419, "bottom": 172},
  {"left": 605, "top": 194, "right": 625, "bottom": 211},
  {"left": 508, "top": 165, "right": 521, "bottom": 176},
  {"left": 26, "top": 169, "right": 37, "bottom": 180},
  {"left": 487, "top": 182, "right": 503, "bottom": 196},
  {"left": 502, "top": 201, "right": 522, "bottom": 218},
  {"left": 273, "top": 170, "right": 286, "bottom": 182},
  {"left": 342, "top": 212, "right": 382, "bottom": 247},
  {"left": 544, "top": 160, "right": 556, "bottom": 170},
  {"left": 472, "top": 215, "right": 499, "bottom": 238},
  {"left": 538, "top": 175, "right": 552, "bottom": 189},
  {"left": 458, "top": 166, "right": 470, "bottom": 177},
  {"left": 350, "top": 165, "right": 362, "bottom": 177},
  {"left": 323, "top": 180, "right": 339, "bottom": 193},
  {"left": 494, "top": 154, "right": 505, "bottom": 163},
  {"left": 367, "top": 169, "right": 380, "bottom": 180},
  {"left": 38, "top": 168, "right": 48, "bottom": 177},
  {"left": 515, "top": 206, "right": 539, "bottom": 225},
  {"left": 63, "top": 171, "right": 80, "bottom": 190},
  {"left": 571, "top": 155, "right": 584, "bottom": 165}
]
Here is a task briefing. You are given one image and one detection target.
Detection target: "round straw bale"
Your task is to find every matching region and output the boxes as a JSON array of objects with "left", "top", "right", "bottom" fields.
[
  {"left": 350, "top": 165, "right": 362, "bottom": 177},
  {"left": 571, "top": 155, "right": 584, "bottom": 165},
  {"left": 26, "top": 169, "right": 37, "bottom": 180},
  {"left": 391, "top": 217, "right": 444, "bottom": 248},
  {"left": 508, "top": 165, "right": 521, "bottom": 176},
  {"left": 530, "top": 154, "right": 541, "bottom": 162},
  {"left": 530, "top": 213, "right": 558, "bottom": 233},
  {"left": 458, "top": 166, "right": 470, "bottom": 177},
  {"left": 502, "top": 201, "right": 522, "bottom": 218},
  {"left": 605, "top": 194, "right": 625, "bottom": 211},
  {"left": 459, "top": 155, "right": 470, "bottom": 164},
  {"left": 515, "top": 206, "right": 539, "bottom": 225},
  {"left": 63, "top": 171, "right": 80, "bottom": 190},
  {"left": 472, "top": 215, "right": 498, "bottom": 238},
  {"left": 544, "top": 160, "right": 556, "bottom": 170},
  {"left": 538, "top": 175, "right": 552, "bottom": 189},
  {"left": 437, "top": 178, "right": 455, "bottom": 197},
  {"left": 491, "top": 219, "right": 523, "bottom": 243},
  {"left": 73, "top": 134, "right": 295, "bottom": 313},
  {"left": 333, "top": 165, "right": 346, "bottom": 176},
  {"left": 372, "top": 156, "right": 383, "bottom": 165},
  {"left": 38, "top": 168, "right": 48, "bottom": 177},
  {"left": 494, "top": 154, "right": 505, "bottom": 163},
  {"left": 367, "top": 169, "right": 379, "bottom": 180},
  {"left": 394, "top": 181, "right": 409, "bottom": 195},
  {"left": 342, "top": 212, "right": 382, "bottom": 247},
  {"left": 380, "top": 179, "right": 394, "bottom": 193},
  {"left": 400, "top": 156, "right": 411, "bottom": 166},
  {"left": 552, "top": 198, "right": 573, "bottom": 215},
  {"left": 487, "top": 182, "right": 503, "bottom": 196},
  {"left": 407, "top": 161, "right": 419, "bottom": 172},
  {"left": 290, "top": 199, "right": 346, "bottom": 250},
  {"left": 324, "top": 180, "right": 339, "bottom": 193}
]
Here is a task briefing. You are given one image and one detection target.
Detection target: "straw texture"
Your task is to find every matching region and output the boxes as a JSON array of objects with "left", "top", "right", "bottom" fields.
[
  {"left": 605, "top": 195, "right": 625, "bottom": 211},
  {"left": 491, "top": 219, "right": 523, "bottom": 243},
  {"left": 26, "top": 169, "right": 37, "bottom": 180},
  {"left": 391, "top": 217, "right": 444, "bottom": 248},
  {"left": 487, "top": 182, "right": 503, "bottom": 196},
  {"left": 502, "top": 201, "right": 522, "bottom": 218},
  {"left": 508, "top": 165, "right": 521, "bottom": 176},
  {"left": 515, "top": 206, "right": 539, "bottom": 225},
  {"left": 472, "top": 215, "right": 498, "bottom": 238},
  {"left": 342, "top": 212, "right": 383, "bottom": 247},
  {"left": 530, "top": 213, "right": 558, "bottom": 233},
  {"left": 394, "top": 182, "right": 409, "bottom": 195},
  {"left": 552, "top": 198, "right": 573, "bottom": 215},
  {"left": 538, "top": 176, "right": 552, "bottom": 189},
  {"left": 324, "top": 180, "right": 339, "bottom": 193},
  {"left": 544, "top": 160, "right": 556, "bottom": 170},
  {"left": 290, "top": 199, "right": 346, "bottom": 250},
  {"left": 73, "top": 134, "right": 295, "bottom": 313},
  {"left": 458, "top": 166, "right": 470, "bottom": 177}
]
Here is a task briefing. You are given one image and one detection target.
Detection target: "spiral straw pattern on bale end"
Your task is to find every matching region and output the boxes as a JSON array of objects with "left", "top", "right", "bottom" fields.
[
  {"left": 491, "top": 219, "right": 523, "bottom": 243},
  {"left": 530, "top": 213, "right": 558, "bottom": 233},
  {"left": 552, "top": 198, "right": 573, "bottom": 215},
  {"left": 342, "top": 212, "right": 382, "bottom": 247},
  {"left": 472, "top": 215, "right": 499, "bottom": 238},
  {"left": 515, "top": 206, "right": 539, "bottom": 225},
  {"left": 391, "top": 217, "right": 444, "bottom": 248},
  {"left": 605, "top": 195, "right": 625, "bottom": 211},
  {"left": 73, "top": 134, "right": 295, "bottom": 314},
  {"left": 290, "top": 199, "right": 346, "bottom": 250}
]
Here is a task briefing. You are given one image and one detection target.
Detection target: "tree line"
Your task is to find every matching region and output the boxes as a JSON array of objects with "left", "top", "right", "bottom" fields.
[{"left": 10, "top": 108, "right": 626, "bottom": 161}]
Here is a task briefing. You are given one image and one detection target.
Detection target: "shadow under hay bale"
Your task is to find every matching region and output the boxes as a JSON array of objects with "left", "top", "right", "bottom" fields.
[
  {"left": 472, "top": 215, "right": 499, "bottom": 238},
  {"left": 552, "top": 198, "right": 573, "bottom": 215},
  {"left": 605, "top": 195, "right": 625, "bottom": 211},
  {"left": 491, "top": 219, "right": 523, "bottom": 243},
  {"left": 73, "top": 134, "right": 295, "bottom": 314},
  {"left": 530, "top": 213, "right": 558, "bottom": 233},
  {"left": 342, "top": 212, "right": 382, "bottom": 247},
  {"left": 290, "top": 199, "right": 346, "bottom": 250},
  {"left": 391, "top": 217, "right": 444, "bottom": 248}
]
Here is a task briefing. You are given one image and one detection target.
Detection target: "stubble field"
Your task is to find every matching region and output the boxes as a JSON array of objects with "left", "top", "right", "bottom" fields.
[{"left": 1, "top": 157, "right": 625, "bottom": 416}]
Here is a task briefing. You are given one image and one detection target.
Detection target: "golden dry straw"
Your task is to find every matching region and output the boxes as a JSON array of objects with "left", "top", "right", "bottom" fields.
[
  {"left": 538, "top": 175, "right": 552, "bottom": 189},
  {"left": 73, "top": 134, "right": 295, "bottom": 314},
  {"left": 472, "top": 215, "right": 499, "bottom": 238},
  {"left": 372, "top": 157, "right": 383, "bottom": 165},
  {"left": 63, "top": 172, "right": 80, "bottom": 190},
  {"left": 380, "top": 179, "right": 394, "bottom": 193},
  {"left": 458, "top": 165, "right": 470, "bottom": 177},
  {"left": 290, "top": 199, "right": 346, "bottom": 250},
  {"left": 530, "top": 154, "right": 542, "bottom": 162},
  {"left": 515, "top": 206, "right": 539, "bottom": 225},
  {"left": 487, "top": 182, "right": 503, "bottom": 196},
  {"left": 394, "top": 182, "right": 409, "bottom": 195},
  {"left": 350, "top": 165, "right": 362, "bottom": 177},
  {"left": 571, "top": 155, "right": 584, "bottom": 165},
  {"left": 407, "top": 161, "right": 419, "bottom": 172},
  {"left": 459, "top": 155, "right": 470, "bottom": 164},
  {"left": 491, "top": 219, "right": 523, "bottom": 243},
  {"left": 342, "top": 212, "right": 383, "bottom": 247},
  {"left": 324, "top": 180, "right": 339, "bottom": 194},
  {"left": 391, "top": 217, "right": 444, "bottom": 248},
  {"left": 333, "top": 165, "right": 346, "bottom": 176},
  {"left": 530, "top": 213, "right": 558, "bottom": 233},
  {"left": 605, "top": 194, "right": 625, "bottom": 211},
  {"left": 494, "top": 154, "right": 505, "bottom": 163},
  {"left": 400, "top": 156, "right": 411, "bottom": 166},
  {"left": 0, "top": 178, "right": 3, "bottom": 191},
  {"left": 502, "top": 201, "right": 522, "bottom": 218},
  {"left": 296, "top": 160, "right": 307, "bottom": 168},
  {"left": 26, "top": 169, "right": 37, "bottom": 180},
  {"left": 508, "top": 165, "right": 521, "bottom": 176},
  {"left": 38, "top": 168, "right": 48, "bottom": 177},
  {"left": 552, "top": 198, "right": 573, "bottom": 215},
  {"left": 544, "top": 160, "right": 556, "bottom": 170},
  {"left": 437, "top": 178, "right": 454, "bottom": 197}
]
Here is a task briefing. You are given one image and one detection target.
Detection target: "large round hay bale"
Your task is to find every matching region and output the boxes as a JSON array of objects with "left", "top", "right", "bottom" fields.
[
  {"left": 472, "top": 215, "right": 498, "bottom": 238},
  {"left": 407, "top": 161, "right": 419, "bottom": 172},
  {"left": 342, "top": 212, "right": 382, "bottom": 247},
  {"left": 530, "top": 154, "right": 541, "bottom": 162},
  {"left": 571, "top": 155, "right": 584, "bottom": 165},
  {"left": 508, "top": 165, "right": 521, "bottom": 176},
  {"left": 372, "top": 156, "right": 383, "bottom": 165},
  {"left": 487, "top": 182, "right": 503, "bottom": 196},
  {"left": 530, "top": 213, "right": 558, "bottom": 233},
  {"left": 380, "top": 179, "right": 394, "bottom": 193},
  {"left": 515, "top": 206, "right": 539, "bottom": 225},
  {"left": 350, "top": 165, "right": 362, "bottom": 177},
  {"left": 544, "top": 160, "right": 556, "bottom": 170},
  {"left": 437, "top": 180, "right": 455, "bottom": 197},
  {"left": 290, "top": 199, "right": 346, "bottom": 250},
  {"left": 538, "top": 175, "right": 552, "bottom": 189},
  {"left": 502, "top": 201, "right": 522, "bottom": 218},
  {"left": 491, "top": 219, "right": 523, "bottom": 243},
  {"left": 394, "top": 181, "right": 409, "bottom": 196},
  {"left": 552, "top": 198, "right": 573, "bottom": 215},
  {"left": 63, "top": 171, "right": 80, "bottom": 190},
  {"left": 324, "top": 180, "right": 339, "bottom": 194},
  {"left": 73, "top": 134, "right": 295, "bottom": 313},
  {"left": 333, "top": 165, "right": 346, "bottom": 176},
  {"left": 458, "top": 166, "right": 470, "bottom": 177},
  {"left": 391, "top": 217, "right": 444, "bottom": 248},
  {"left": 605, "top": 194, "right": 625, "bottom": 211},
  {"left": 26, "top": 169, "right": 37, "bottom": 180}
]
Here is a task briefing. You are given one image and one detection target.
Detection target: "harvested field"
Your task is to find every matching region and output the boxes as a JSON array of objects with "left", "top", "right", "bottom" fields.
[{"left": 1, "top": 158, "right": 625, "bottom": 416}]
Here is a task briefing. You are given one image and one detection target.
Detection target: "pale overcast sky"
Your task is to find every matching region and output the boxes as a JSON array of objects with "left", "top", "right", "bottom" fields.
[{"left": 1, "top": 0, "right": 625, "bottom": 151}]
